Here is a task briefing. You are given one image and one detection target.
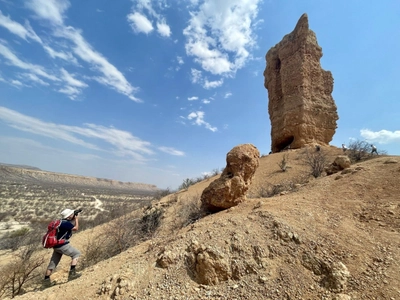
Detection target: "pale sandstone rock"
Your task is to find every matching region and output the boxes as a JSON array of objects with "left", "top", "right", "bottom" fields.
[
  {"left": 264, "top": 13, "right": 338, "bottom": 152},
  {"left": 201, "top": 144, "right": 260, "bottom": 212},
  {"left": 326, "top": 155, "right": 351, "bottom": 175}
]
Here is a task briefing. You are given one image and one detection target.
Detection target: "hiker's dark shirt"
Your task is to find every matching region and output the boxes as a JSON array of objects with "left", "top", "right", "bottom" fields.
[{"left": 53, "top": 220, "right": 74, "bottom": 248}]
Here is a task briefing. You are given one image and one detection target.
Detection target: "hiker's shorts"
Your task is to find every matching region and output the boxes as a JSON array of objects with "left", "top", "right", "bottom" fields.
[{"left": 47, "top": 243, "right": 81, "bottom": 270}]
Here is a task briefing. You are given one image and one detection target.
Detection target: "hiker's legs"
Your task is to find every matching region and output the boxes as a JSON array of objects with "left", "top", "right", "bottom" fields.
[
  {"left": 46, "top": 249, "right": 63, "bottom": 277},
  {"left": 71, "top": 258, "right": 79, "bottom": 266},
  {"left": 59, "top": 244, "right": 81, "bottom": 265}
]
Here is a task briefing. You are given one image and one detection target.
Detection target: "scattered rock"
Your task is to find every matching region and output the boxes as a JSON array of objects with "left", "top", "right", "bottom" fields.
[
  {"left": 384, "top": 159, "right": 398, "bottom": 164},
  {"left": 322, "top": 262, "right": 350, "bottom": 292}
]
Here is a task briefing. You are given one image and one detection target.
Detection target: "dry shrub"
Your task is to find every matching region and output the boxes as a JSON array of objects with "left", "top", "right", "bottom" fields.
[
  {"left": 176, "top": 194, "right": 206, "bottom": 228},
  {"left": 0, "top": 243, "right": 44, "bottom": 298},
  {"left": 304, "top": 148, "right": 327, "bottom": 178},
  {"left": 249, "top": 175, "right": 309, "bottom": 198},
  {"left": 139, "top": 206, "right": 163, "bottom": 238}
]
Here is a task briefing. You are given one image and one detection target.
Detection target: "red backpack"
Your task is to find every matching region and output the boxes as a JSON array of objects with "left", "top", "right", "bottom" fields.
[{"left": 42, "top": 220, "right": 67, "bottom": 248}]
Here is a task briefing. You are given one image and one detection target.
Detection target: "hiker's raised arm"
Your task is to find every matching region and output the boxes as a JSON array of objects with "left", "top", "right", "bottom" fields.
[{"left": 72, "top": 216, "right": 79, "bottom": 231}]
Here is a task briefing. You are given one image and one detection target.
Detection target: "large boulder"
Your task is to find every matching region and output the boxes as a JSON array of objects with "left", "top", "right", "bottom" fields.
[
  {"left": 201, "top": 144, "right": 260, "bottom": 212},
  {"left": 326, "top": 155, "right": 351, "bottom": 175},
  {"left": 264, "top": 13, "right": 338, "bottom": 153}
]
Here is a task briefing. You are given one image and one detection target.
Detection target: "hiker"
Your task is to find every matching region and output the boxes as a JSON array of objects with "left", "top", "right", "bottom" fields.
[
  {"left": 342, "top": 144, "right": 347, "bottom": 152},
  {"left": 43, "top": 208, "right": 81, "bottom": 287},
  {"left": 371, "top": 144, "right": 378, "bottom": 155}
]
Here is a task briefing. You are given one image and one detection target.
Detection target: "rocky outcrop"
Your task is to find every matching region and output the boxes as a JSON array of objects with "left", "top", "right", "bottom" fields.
[
  {"left": 264, "top": 13, "right": 338, "bottom": 153},
  {"left": 201, "top": 144, "right": 260, "bottom": 212}
]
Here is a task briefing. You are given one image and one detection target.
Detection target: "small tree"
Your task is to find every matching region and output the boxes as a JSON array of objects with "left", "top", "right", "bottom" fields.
[{"left": 347, "top": 140, "right": 371, "bottom": 162}]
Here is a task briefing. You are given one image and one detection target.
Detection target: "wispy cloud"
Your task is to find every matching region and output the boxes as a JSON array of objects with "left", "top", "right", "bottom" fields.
[
  {"left": 60, "top": 68, "right": 87, "bottom": 87},
  {"left": 0, "top": 106, "right": 153, "bottom": 160},
  {"left": 0, "top": 106, "right": 185, "bottom": 160},
  {"left": 187, "top": 111, "right": 217, "bottom": 132},
  {"left": 188, "top": 96, "right": 198, "bottom": 101},
  {"left": 224, "top": 92, "right": 232, "bottom": 98},
  {"left": 158, "top": 146, "right": 185, "bottom": 156},
  {"left": 0, "top": 43, "right": 59, "bottom": 81},
  {"left": 0, "top": 10, "right": 78, "bottom": 64},
  {"left": 183, "top": 0, "right": 261, "bottom": 78},
  {"left": 10, "top": 79, "right": 25, "bottom": 88},
  {"left": 360, "top": 129, "right": 400, "bottom": 144},
  {"left": 19, "top": 73, "right": 49, "bottom": 86},
  {"left": 0, "top": 10, "right": 42, "bottom": 43},
  {"left": 25, "top": 0, "right": 141, "bottom": 102}
]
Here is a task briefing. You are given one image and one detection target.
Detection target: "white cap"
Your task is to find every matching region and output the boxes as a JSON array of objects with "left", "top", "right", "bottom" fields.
[{"left": 61, "top": 208, "right": 74, "bottom": 219}]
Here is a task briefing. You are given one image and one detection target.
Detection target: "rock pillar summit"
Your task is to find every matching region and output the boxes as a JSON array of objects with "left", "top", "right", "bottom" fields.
[{"left": 264, "top": 13, "right": 338, "bottom": 153}]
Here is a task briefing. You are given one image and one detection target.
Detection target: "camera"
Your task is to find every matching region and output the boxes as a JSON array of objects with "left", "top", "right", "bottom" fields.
[{"left": 74, "top": 209, "right": 83, "bottom": 216}]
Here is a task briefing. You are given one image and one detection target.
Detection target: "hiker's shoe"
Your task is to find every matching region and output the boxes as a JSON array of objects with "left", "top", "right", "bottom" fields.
[
  {"left": 68, "top": 269, "right": 82, "bottom": 281},
  {"left": 41, "top": 279, "right": 56, "bottom": 289}
]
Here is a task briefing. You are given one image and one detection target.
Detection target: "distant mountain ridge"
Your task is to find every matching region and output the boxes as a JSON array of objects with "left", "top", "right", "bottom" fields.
[
  {"left": 0, "top": 163, "right": 159, "bottom": 192},
  {"left": 0, "top": 162, "right": 41, "bottom": 171}
]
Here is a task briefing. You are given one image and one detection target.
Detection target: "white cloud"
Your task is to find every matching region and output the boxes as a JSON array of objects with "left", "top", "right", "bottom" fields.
[
  {"left": 43, "top": 45, "right": 77, "bottom": 64},
  {"left": 58, "top": 86, "right": 82, "bottom": 100},
  {"left": 0, "top": 10, "right": 42, "bottom": 43},
  {"left": 191, "top": 68, "right": 202, "bottom": 83},
  {"left": 157, "top": 21, "right": 171, "bottom": 37},
  {"left": 25, "top": 0, "right": 70, "bottom": 26},
  {"left": 177, "top": 56, "right": 184, "bottom": 65},
  {"left": 0, "top": 43, "right": 59, "bottom": 81},
  {"left": 202, "top": 99, "right": 210, "bottom": 104},
  {"left": 10, "top": 79, "right": 24, "bottom": 88},
  {"left": 60, "top": 68, "right": 87, "bottom": 88},
  {"left": 128, "top": 0, "right": 172, "bottom": 37},
  {"left": 20, "top": 73, "right": 49, "bottom": 86},
  {"left": 0, "top": 106, "right": 154, "bottom": 161},
  {"left": 158, "top": 146, "right": 185, "bottom": 156},
  {"left": 203, "top": 78, "right": 223, "bottom": 89},
  {"left": 360, "top": 129, "right": 400, "bottom": 144},
  {"left": 127, "top": 12, "right": 154, "bottom": 34},
  {"left": 183, "top": 0, "right": 261, "bottom": 77},
  {"left": 188, "top": 96, "right": 198, "bottom": 101},
  {"left": 224, "top": 92, "right": 232, "bottom": 98},
  {"left": 187, "top": 111, "right": 217, "bottom": 132}
]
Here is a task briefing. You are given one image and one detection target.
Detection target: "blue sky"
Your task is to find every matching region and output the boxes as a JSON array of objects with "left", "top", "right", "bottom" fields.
[{"left": 0, "top": 0, "right": 399, "bottom": 189}]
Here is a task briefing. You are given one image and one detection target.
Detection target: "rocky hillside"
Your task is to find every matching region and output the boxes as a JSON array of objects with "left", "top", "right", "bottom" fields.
[
  {"left": 0, "top": 165, "right": 158, "bottom": 192},
  {"left": 9, "top": 146, "right": 400, "bottom": 300}
]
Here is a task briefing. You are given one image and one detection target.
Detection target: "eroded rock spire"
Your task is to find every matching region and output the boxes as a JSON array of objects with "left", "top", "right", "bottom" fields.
[{"left": 264, "top": 13, "right": 338, "bottom": 153}]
